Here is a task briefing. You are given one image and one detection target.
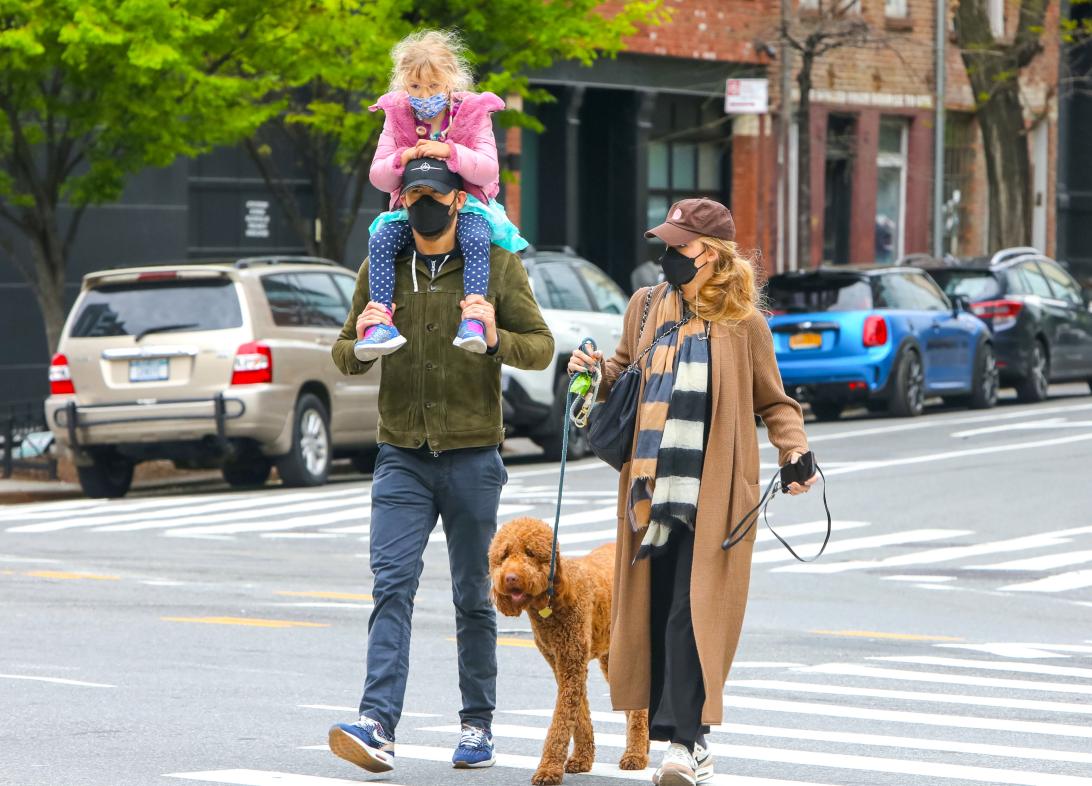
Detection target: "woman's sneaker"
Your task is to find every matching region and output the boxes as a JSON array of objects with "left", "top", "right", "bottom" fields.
[
  {"left": 693, "top": 741, "right": 714, "bottom": 784},
  {"left": 328, "top": 716, "right": 395, "bottom": 773},
  {"left": 652, "top": 743, "right": 696, "bottom": 786},
  {"left": 354, "top": 322, "right": 406, "bottom": 361},
  {"left": 451, "top": 724, "right": 496, "bottom": 768},
  {"left": 452, "top": 318, "right": 488, "bottom": 354}
]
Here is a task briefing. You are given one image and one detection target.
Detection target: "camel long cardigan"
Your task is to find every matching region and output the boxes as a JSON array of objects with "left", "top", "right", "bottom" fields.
[{"left": 601, "top": 283, "right": 808, "bottom": 726}]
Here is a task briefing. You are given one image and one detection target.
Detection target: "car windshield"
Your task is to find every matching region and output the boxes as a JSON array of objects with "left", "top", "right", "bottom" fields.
[
  {"left": 929, "top": 270, "right": 1002, "bottom": 301},
  {"left": 70, "top": 279, "right": 243, "bottom": 338},
  {"left": 767, "top": 275, "right": 874, "bottom": 313}
]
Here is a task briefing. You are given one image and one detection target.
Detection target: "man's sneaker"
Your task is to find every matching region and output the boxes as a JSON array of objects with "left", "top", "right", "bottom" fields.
[
  {"left": 451, "top": 724, "right": 496, "bottom": 768},
  {"left": 693, "top": 741, "right": 714, "bottom": 784},
  {"left": 354, "top": 323, "right": 406, "bottom": 361},
  {"left": 652, "top": 743, "right": 697, "bottom": 786},
  {"left": 452, "top": 318, "right": 488, "bottom": 354},
  {"left": 328, "top": 716, "right": 395, "bottom": 773}
]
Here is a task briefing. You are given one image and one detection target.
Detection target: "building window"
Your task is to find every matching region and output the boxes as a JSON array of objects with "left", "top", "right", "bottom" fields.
[
  {"left": 875, "top": 116, "right": 908, "bottom": 264},
  {"left": 987, "top": 0, "right": 1005, "bottom": 38},
  {"left": 885, "top": 0, "right": 908, "bottom": 17},
  {"left": 823, "top": 115, "right": 856, "bottom": 264},
  {"left": 943, "top": 113, "right": 975, "bottom": 256}
]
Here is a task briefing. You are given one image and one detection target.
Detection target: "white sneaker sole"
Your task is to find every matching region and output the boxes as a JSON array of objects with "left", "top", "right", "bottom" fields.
[
  {"left": 452, "top": 753, "right": 496, "bottom": 769},
  {"left": 328, "top": 726, "right": 395, "bottom": 773},
  {"left": 452, "top": 334, "right": 488, "bottom": 354},
  {"left": 354, "top": 334, "right": 407, "bottom": 362},
  {"left": 654, "top": 770, "right": 697, "bottom": 786}
]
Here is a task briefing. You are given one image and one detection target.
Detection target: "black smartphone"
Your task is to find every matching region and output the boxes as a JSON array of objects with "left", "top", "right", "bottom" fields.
[{"left": 780, "top": 451, "right": 816, "bottom": 492}]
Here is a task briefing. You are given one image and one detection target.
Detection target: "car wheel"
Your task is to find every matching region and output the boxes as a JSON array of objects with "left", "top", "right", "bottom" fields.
[
  {"left": 222, "top": 453, "right": 272, "bottom": 488},
  {"left": 536, "top": 376, "right": 590, "bottom": 462},
  {"left": 810, "top": 402, "right": 844, "bottom": 421},
  {"left": 76, "top": 450, "right": 134, "bottom": 498},
  {"left": 276, "top": 393, "right": 331, "bottom": 487},
  {"left": 968, "top": 342, "right": 999, "bottom": 409},
  {"left": 1015, "top": 341, "right": 1049, "bottom": 403},
  {"left": 888, "top": 348, "right": 925, "bottom": 417}
]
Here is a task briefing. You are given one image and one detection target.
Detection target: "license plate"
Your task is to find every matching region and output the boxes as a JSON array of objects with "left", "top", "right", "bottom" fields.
[
  {"left": 789, "top": 332, "right": 823, "bottom": 350},
  {"left": 129, "top": 358, "right": 169, "bottom": 382}
]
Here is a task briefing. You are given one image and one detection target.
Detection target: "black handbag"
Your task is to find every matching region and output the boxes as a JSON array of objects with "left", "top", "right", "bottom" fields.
[{"left": 586, "top": 286, "right": 691, "bottom": 472}]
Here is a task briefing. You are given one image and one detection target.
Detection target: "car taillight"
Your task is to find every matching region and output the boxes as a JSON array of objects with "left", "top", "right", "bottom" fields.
[
  {"left": 49, "top": 353, "right": 75, "bottom": 395},
  {"left": 231, "top": 342, "right": 272, "bottom": 385},
  {"left": 863, "top": 315, "right": 888, "bottom": 347},
  {"left": 971, "top": 299, "right": 1024, "bottom": 319}
]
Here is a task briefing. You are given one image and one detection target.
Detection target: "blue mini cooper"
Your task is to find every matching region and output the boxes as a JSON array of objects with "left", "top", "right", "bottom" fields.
[{"left": 767, "top": 266, "right": 998, "bottom": 420}]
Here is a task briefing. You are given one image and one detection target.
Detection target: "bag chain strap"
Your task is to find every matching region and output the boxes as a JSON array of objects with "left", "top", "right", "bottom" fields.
[{"left": 624, "top": 286, "right": 692, "bottom": 374}]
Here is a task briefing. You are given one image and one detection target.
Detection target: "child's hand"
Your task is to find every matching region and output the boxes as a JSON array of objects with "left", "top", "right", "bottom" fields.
[
  {"left": 414, "top": 140, "right": 451, "bottom": 159},
  {"left": 357, "top": 301, "right": 395, "bottom": 339},
  {"left": 400, "top": 148, "right": 417, "bottom": 167}
]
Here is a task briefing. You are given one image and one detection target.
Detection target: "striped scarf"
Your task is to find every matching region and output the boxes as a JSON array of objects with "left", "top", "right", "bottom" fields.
[{"left": 626, "top": 289, "right": 710, "bottom": 561}]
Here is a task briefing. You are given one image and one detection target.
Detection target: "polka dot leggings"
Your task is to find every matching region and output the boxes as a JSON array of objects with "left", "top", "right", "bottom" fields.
[{"left": 367, "top": 214, "right": 493, "bottom": 309}]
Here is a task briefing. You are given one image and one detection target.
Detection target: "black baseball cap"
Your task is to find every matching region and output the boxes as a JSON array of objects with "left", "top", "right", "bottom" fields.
[{"left": 400, "top": 157, "right": 464, "bottom": 197}]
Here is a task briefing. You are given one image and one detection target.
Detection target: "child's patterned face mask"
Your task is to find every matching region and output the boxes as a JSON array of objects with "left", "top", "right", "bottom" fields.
[{"left": 409, "top": 93, "right": 448, "bottom": 120}]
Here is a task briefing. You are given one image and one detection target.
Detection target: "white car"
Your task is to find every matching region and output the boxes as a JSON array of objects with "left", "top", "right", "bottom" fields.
[{"left": 503, "top": 248, "right": 628, "bottom": 459}]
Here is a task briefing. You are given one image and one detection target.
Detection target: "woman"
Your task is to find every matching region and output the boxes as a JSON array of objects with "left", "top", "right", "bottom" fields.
[{"left": 568, "top": 198, "right": 818, "bottom": 786}]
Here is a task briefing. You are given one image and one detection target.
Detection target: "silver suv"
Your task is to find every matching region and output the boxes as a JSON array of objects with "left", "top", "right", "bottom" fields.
[{"left": 45, "top": 257, "right": 379, "bottom": 497}]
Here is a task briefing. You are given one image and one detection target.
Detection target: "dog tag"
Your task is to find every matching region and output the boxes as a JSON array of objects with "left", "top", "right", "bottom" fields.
[{"left": 538, "top": 606, "right": 553, "bottom": 619}]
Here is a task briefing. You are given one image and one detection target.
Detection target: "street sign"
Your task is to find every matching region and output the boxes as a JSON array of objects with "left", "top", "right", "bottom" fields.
[{"left": 725, "top": 78, "right": 769, "bottom": 114}]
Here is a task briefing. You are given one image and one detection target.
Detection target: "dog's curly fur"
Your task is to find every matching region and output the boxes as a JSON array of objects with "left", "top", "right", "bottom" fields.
[{"left": 489, "top": 517, "right": 649, "bottom": 785}]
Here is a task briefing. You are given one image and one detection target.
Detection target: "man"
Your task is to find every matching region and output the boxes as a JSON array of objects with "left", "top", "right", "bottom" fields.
[{"left": 328, "top": 157, "right": 554, "bottom": 775}]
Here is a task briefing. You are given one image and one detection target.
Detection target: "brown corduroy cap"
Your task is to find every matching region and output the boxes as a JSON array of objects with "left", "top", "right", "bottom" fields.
[{"left": 645, "top": 197, "right": 736, "bottom": 245}]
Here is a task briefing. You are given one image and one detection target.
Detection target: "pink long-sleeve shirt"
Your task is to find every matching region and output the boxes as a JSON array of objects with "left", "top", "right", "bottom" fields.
[{"left": 369, "top": 90, "right": 506, "bottom": 211}]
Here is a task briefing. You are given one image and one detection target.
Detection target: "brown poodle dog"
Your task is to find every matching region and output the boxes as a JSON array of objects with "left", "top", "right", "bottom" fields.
[{"left": 489, "top": 517, "right": 649, "bottom": 785}]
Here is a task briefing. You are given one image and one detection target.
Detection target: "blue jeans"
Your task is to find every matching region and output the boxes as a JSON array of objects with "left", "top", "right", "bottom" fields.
[{"left": 358, "top": 443, "right": 506, "bottom": 736}]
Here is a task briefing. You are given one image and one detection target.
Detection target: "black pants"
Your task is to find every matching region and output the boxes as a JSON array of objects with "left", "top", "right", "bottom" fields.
[{"left": 648, "top": 527, "right": 710, "bottom": 752}]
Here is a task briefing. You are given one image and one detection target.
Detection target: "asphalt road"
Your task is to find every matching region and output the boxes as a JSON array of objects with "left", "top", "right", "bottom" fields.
[{"left": 2, "top": 384, "right": 1092, "bottom": 786}]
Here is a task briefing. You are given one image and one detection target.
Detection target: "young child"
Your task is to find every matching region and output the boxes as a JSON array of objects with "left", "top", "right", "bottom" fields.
[{"left": 355, "top": 29, "right": 527, "bottom": 361}]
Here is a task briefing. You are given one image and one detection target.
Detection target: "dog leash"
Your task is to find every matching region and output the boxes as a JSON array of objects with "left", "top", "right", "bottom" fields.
[{"left": 541, "top": 338, "right": 600, "bottom": 619}]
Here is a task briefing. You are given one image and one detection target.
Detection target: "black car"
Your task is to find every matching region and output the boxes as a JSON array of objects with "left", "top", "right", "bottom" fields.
[{"left": 911, "top": 248, "right": 1092, "bottom": 402}]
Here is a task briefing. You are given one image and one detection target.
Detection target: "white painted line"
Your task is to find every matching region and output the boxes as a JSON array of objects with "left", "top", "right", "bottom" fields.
[
  {"left": 0, "top": 673, "right": 115, "bottom": 688},
  {"left": 752, "top": 529, "right": 969, "bottom": 565},
  {"left": 936, "top": 642, "right": 1086, "bottom": 659},
  {"left": 734, "top": 662, "right": 804, "bottom": 669},
  {"left": 965, "top": 550, "right": 1092, "bottom": 571},
  {"left": 882, "top": 575, "right": 955, "bottom": 582},
  {"left": 556, "top": 506, "right": 619, "bottom": 528},
  {"left": 950, "top": 417, "right": 1091, "bottom": 438},
  {"left": 501, "top": 709, "right": 1092, "bottom": 767},
  {"left": 878, "top": 655, "right": 1092, "bottom": 679},
  {"left": 559, "top": 528, "right": 617, "bottom": 546},
  {"left": 756, "top": 519, "right": 869, "bottom": 543},
  {"left": 506, "top": 462, "right": 610, "bottom": 480},
  {"left": 729, "top": 679, "right": 1092, "bottom": 715},
  {"left": 166, "top": 769, "right": 387, "bottom": 786},
  {"left": 266, "top": 602, "right": 372, "bottom": 609},
  {"left": 164, "top": 506, "right": 366, "bottom": 536},
  {"left": 297, "top": 704, "right": 440, "bottom": 718},
  {"left": 800, "top": 663, "right": 1092, "bottom": 696},
  {"left": 0, "top": 555, "right": 61, "bottom": 564},
  {"left": 261, "top": 533, "right": 342, "bottom": 539},
  {"left": 141, "top": 580, "right": 186, "bottom": 587},
  {"left": 422, "top": 723, "right": 1092, "bottom": 786},
  {"left": 1003, "top": 570, "right": 1092, "bottom": 593},
  {"left": 104, "top": 496, "right": 365, "bottom": 534},
  {"left": 775, "top": 527, "right": 1092, "bottom": 574}
]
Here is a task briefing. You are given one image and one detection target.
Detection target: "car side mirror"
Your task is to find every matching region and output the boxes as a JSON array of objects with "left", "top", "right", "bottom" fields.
[{"left": 951, "top": 294, "right": 969, "bottom": 315}]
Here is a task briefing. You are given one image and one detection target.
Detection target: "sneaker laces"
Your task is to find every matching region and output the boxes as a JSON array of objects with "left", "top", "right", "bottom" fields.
[
  {"left": 357, "top": 716, "right": 392, "bottom": 744},
  {"left": 661, "top": 743, "right": 694, "bottom": 769},
  {"left": 459, "top": 725, "right": 490, "bottom": 750}
]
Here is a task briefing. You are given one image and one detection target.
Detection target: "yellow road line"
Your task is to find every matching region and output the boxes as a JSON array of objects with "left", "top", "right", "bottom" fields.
[
  {"left": 810, "top": 629, "right": 964, "bottom": 642},
  {"left": 447, "top": 636, "right": 535, "bottom": 648},
  {"left": 275, "top": 591, "right": 373, "bottom": 601},
  {"left": 161, "top": 616, "right": 328, "bottom": 628},
  {"left": 0, "top": 570, "right": 15, "bottom": 576},
  {"left": 25, "top": 571, "right": 120, "bottom": 581}
]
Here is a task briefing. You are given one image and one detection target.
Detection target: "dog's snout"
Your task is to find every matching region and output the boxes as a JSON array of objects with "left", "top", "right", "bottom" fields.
[{"left": 504, "top": 573, "right": 521, "bottom": 588}]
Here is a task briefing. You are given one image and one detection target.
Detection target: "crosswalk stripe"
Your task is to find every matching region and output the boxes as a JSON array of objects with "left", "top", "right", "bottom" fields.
[
  {"left": 164, "top": 507, "right": 370, "bottom": 537},
  {"left": 965, "top": 549, "right": 1092, "bottom": 571},
  {"left": 755, "top": 519, "right": 869, "bottom": 543},
  {"left": 559, "top": 528, "right": 617, "bottom": 546},
  {"left": 721, "top": 694, "right": 1092, "bottom": 738},
  {"left": 775, "top": 526, "right": 1092, "bottom": 575},
  {"left": 556, "top": 506, "right": 619, "bottom": 527},
  {"left": 729, "top": 679, "right": 1092, "bottom": 715},
  {"left": 753, "top": 529, "right": 969, "bottom": 565},
  {"left": 166, "top": 769, "right": 392, "bottom": 786},
  {"left": 877, "top": 655, "right": 1092, "bottom": 679},
  {"left": 422, "top": 722, "right": 1092, "bottom": 785},
  {"left": 500, "top": 709, "right": 1092, "bottom": 766},
  {"left": 940, "top": 642, "right": 1092, "bottom": 658},
  {"left": 801, "top": 663, "right": 1092, "bottom": 696},
  {"left": 96, "top": 499, "right": 363, "bottom": 534},
  {"left": 1002, "top": 569, "right": 1092, "bottom": 593}
]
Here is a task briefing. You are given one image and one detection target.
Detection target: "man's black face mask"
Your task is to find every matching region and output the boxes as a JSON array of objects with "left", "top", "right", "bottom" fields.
[{"left": 407, "top": 194, "right": 457, "bottom": 238}]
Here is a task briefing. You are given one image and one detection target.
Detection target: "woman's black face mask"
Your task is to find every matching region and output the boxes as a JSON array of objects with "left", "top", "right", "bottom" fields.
[
  {"left": 407, "top": 194, "right": 456, "bottom": 238},
  {"left": 659, "top": 246, "right": 706, "bottom": 287}
]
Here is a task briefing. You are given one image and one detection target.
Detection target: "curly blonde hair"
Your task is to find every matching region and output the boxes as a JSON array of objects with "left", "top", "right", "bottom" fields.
[
  {"left": 690, "top": 237, "right": 766, "bottom": 324},
  {"left": 388, "top": 29, "right": 475, "bottom": 94}
]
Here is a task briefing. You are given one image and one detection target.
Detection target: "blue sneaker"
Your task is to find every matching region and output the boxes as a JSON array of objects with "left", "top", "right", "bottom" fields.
[
  {"left": 451, "top": 724, "right": 495, "bottom": 768},
  {"left": 328, "top": 716, "right": 395, "bottom": 773},
  {"left": 354, "top": 323, "right": 407, "bottom": 362},
  {"left": 452, "top": 318, "right": 488, "bottom": 354}
]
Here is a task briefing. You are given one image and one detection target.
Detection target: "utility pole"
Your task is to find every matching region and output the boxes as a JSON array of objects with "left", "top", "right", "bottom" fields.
[
  {"left": 933, "top": 0, "right": 947, "bottom": 257},
  {"left": 778, "top": 0, "right": 793, "bottom": 272}
]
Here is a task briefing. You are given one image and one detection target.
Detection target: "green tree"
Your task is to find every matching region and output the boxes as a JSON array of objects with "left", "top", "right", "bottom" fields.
[
  {"left": 0, "top": 0, "right": 280, "bottom": 352},
  {"left": 240, "top": 0, "right": 668, "bottom": 264}
]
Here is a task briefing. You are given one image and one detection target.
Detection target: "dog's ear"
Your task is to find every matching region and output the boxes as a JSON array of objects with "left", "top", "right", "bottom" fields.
[{"left": 492, "top": 587, "right": 522, "bottom": 617}]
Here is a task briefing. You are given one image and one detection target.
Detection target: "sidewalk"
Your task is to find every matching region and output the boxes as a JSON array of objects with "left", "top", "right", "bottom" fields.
[{"left": 0, "top": 464, "right": 226, "bottom": 506}]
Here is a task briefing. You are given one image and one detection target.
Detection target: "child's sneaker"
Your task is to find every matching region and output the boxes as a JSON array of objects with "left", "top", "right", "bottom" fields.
[
  {"left": 693, "top": 741, "right": 714, "bottom": 784},
  {"left": 328, "top": 716, "right": 395, "bottom": 773},
  {"left": 452, "top": 318, "right": 488, "bottom": 354},
  {"left": 451, "top": 724, "right": 495, "bottom": 768},
  {"left": 354, "top": 322, "right": 406, "bottom": 361}
]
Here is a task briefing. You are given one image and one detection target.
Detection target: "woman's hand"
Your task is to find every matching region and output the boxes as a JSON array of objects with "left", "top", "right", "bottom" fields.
[
  {"left": 785, "top": 451, "right": 819, "bottom": 495},
  {"left": 415, "top": 140, "right": 451, "bottom": 159},
  {"left": 567, "top": 344, "right": 602, "bottom": 376}
]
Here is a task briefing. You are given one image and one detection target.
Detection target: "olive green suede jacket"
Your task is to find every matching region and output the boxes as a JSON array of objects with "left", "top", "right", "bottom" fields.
[{"left": 332, "top": 245, "right": 554, "bottom": 451}]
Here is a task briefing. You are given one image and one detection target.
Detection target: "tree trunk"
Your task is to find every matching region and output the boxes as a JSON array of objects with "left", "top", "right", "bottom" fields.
[
  {"left": 975, "top": 86, "right": 1032, "bottom": 249},
  {"left": 30, "top": 234, "right": 68, "bottom": 355},
  {"left": 796, "top": 53, "right": 815, "bottom": 268}
]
